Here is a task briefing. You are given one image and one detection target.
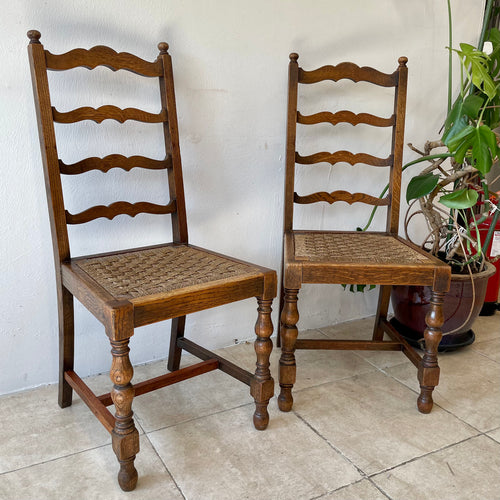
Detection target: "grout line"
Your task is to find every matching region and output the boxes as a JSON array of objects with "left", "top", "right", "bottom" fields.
[
  {"left": 0, "top": 442, "right": 111, "bottom": 477},
  {"left": 292, "top": 411, "right": 369, "bottom": 481},
  {"left": 142, "top": 401, "right": 255, "bottom": 435},
  {"left": 368, "top": 434, "right": 484, "bottom": 479},
  {"left": 144, "top": 432, "right": 187, "bottom": 500},
  {"left": 293, "top": 411, "right": 396, "bottom": 500}
]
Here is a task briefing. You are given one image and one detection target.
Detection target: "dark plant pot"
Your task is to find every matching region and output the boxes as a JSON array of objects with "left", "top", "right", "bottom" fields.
[{"left": 391, "top": 262, "right": 496, "bottom": 352}]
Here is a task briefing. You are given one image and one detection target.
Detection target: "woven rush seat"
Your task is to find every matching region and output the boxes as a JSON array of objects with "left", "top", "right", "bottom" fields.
[
  {"left": 75, "top": 245, "right": 262, "bottom": 300},
  {"left": 293, "top": 232, "right": 430, "bottom": 264}
]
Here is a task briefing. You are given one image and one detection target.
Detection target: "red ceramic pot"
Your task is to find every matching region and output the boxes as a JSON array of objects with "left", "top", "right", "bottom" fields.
[{"left": 391, "top": 262, "right": 495, "bottom": 350}]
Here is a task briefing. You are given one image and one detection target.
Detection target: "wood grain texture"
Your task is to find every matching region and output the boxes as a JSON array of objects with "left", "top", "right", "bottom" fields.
[
  {"left": 65, "top": 200, "right": 176, "bottom": 224},
  {"left": 158, "top": 49, "right": 189, "bottom": 244},
  {"left": 295, "top": 151, "right": 392, "bottom": 167},
  {"left": 52, "top": 105, "right": 166, "bottom": 124},
  {"left": 298, "top": 110, "right": 395, "bottom": 127},
  {"left": 386, "top": 57, "right": 408, "bottom": 233},
  {"left": 294, "top": 190, "right": 390, "bottom": 206},
  {"left": 97, "top": 359, "right": 219, "bottom": 406},
  {"left": 178, "top": 338, "right": 253, "bottom": 385},
  {"left": 59, "top": 155, "right": 171, "bottom": 174},
  {"left": 298, "top": 62, "right": 398, "bottom": 87},
  {"left": 64, "top": 370, "right": 115, "bottom": 433},
  {"left": 294, "top": 339, "right": 402, "bottom": 350},
  {"left": 45, "top": 46, "right": 162, "bottom": 76}
]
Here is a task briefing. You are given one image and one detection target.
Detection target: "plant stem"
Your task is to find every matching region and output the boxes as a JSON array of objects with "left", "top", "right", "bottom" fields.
[
  {"left": 479, "top": 0, "right": 495, "bottom": 50},
  {"left": 447, "top": 0, "right": 453, "bottom": 113}
]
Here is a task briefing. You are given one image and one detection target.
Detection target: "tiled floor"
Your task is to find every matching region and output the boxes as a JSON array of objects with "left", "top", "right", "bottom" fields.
[{"left": 1, "top": 314, "right": 499, "bottom": 499}]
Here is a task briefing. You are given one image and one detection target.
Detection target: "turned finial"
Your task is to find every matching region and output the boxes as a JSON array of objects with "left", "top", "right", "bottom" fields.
[
  {"left": 158, "top": 42, "right": 169, "bottom": 54},
  {"left": 398, "top": 56, "right": 408, "bottom": 67},
  {"left": 289, "top": 52, "right": 299, "bottom": 62},
  {"left": 27, "top": 30, "right": 41, "bottom": 44}
]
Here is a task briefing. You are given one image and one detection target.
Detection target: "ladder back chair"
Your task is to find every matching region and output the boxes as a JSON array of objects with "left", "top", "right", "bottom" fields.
[
  {"left": 278, "top": 53, "right": 451, "bottom": 416},
  {"left": 27, "top": 30, "right": 276, "bottom": 491}
]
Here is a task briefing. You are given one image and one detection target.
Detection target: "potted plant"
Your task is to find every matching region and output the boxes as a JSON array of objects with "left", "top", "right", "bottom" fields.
[{"left": 390, "top": 0, "right": 500, "bottom": 350}]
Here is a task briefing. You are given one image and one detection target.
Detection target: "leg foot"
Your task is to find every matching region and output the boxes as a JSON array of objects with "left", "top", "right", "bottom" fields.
[
  {"left": 417, "top": 387, "right": 434, "bottom": 414},
  {"left": 117, "top": 457, "right": 138, "bottom": 492},
  {"left": 417, "top": 290, "right": 445, "bottom": 413},
  {"left": 251, "top": 298, "right": 274, "bottom": 430},
  {"left": 278, "top": 288, "right": 299, "bottom": 412}
]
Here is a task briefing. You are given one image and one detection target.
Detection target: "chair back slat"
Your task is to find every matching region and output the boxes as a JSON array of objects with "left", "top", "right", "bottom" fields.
[
  {"left": 59, "top": 155, "right": 171, "bottom": 175},
  {"left": 298, "top": 111, "right": 395, "bottom": 128},
  {"left": 28, "top": 30, "right": 189, "bottom": 264},
  {"left": 294, "top": 191, "right": 390, "bottom": 206},
  {"left": 45, "top": 46, "right": 163, "bottom": 77},
  {"left": 66, "top": 200, "right": 177, "bottom": 225},
  {"left": 284, "top": 53, "right": 408, "bottom": 234},
  {"left": 298, "top": 62, "right": 398, "bottom": 87},
  {"left": 52, "top": 105, "right": 167, "bottom": 124},
  {"left": 296, "top": 151, "right": 392, "bottom": 167}
]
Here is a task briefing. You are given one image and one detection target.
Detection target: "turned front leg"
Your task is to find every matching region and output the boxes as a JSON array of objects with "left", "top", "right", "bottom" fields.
[
  {"left": 250, "top": 298, "right": 274, "bottom": 430},
  {"left": 417, "top": 290, "right": 445, "bottom": 413},
  {"left": 278, "top": 288, "right": 299, "bottom": 412},
  {"left": 110, "top": 339, "right": 140, "bottom": 491}
]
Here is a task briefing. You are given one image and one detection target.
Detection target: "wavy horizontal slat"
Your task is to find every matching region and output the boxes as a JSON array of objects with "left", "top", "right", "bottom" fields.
[
  {"left": 52, "top": 105, "right": 166, "bottom": 124},
  {"left": 296, "top": 151, "right": 392, "bottom": 167},
  {"left": 66, "top": 200, "right": 176, "bottom": 224},
  {"left": 298, "top": 63, "right": 397, "bottom": 87},
  {"left": 59, "top": 155, "right": 171, "bottom": 174},
  {"left": 294, "top": 191, "right": 390, "bottom": 206},
  {"left": 298, "top": 110, "right": 395, "bottom": 127},
  {"left": 45, "top": 46, "right": 162, "bottom": 76}
]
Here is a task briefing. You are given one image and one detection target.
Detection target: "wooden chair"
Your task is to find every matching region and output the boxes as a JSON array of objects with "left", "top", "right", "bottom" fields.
[
  {"left": 27, "top": 30, "right": 276, "bottom": 491},
  {"left": 278, "top": 53, "right": 451, "bottom": 416}
]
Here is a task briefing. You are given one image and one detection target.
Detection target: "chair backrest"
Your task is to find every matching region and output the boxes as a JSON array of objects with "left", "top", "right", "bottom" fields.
[
  {"left": 27, "top": 30, "right": 188, "bottom": 268},
  {"left": 283, "top": 53, "right": 408, "bottom": 234}
]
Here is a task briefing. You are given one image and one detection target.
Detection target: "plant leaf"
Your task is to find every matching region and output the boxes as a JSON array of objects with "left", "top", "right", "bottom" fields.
[
  {"left": 406, "top": 173, "right": 440, "bottom": 202},
  {"left": 462, "top": 94, "right": 484, "bottom": 119},
  {"left": 456, "top": 43, "right": 496, "bottom": 99},
  {"left": 471, "top": 125, "right": 497, "bottom": 174},
  {"left": 440, "top": 188, "right": 479, "bottom": 209},
  {"left": 442, "top": 96, "right": 468, "bottom": 144}
]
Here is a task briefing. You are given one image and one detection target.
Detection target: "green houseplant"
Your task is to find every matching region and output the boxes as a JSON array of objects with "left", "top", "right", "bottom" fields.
[{"left": 390, "top": 0, "right": 500, "bottom": 349}]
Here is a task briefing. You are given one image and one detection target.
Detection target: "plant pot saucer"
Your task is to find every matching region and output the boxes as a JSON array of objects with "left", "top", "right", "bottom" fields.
[{"left": 389, "top": 318, "right": 475, "bottom": 353}]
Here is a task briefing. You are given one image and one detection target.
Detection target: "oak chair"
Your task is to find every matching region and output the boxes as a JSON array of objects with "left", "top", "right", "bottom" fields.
[
  {"left": 27, "top": 30, "right": 276, "bottom": 491},
  {"left": 278, "top": 53, "right": 451, "bottom": 416}
]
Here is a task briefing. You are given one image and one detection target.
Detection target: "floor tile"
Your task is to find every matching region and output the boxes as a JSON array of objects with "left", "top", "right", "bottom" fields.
[
  {"left": 223, "top": 329, "right": 378, "bottom": 393},
  {"left": 0, "top": 384, "right": 110, "bottom": 474},
  {"left": 470, "top": 337, "right": 500, "bottom": 363},
  {"left": 471, "top": 313, "right": 500, "bottom": 343},
  {"left": 131, "top": 366, "right": 254, "bottom": 433},
  {"left": 320, "top": 479, "right": 388, "bottom": 499},
  {"left": 0, "top": 435, "right": 182, "bottom": 500},
  {"left": 149, "top": 404, "right": 361, "bottom": 500},
  {"left": 372, "top": 435, "right": 500, "bottom": 500},
  {"left": 294, "top": 371, "right": 476, "bottom": 475},
  {"left": 386, "top": 346, "right": 500, "bottom": 432},
  {"left": 319, "top": 317, "right": 412, "bottom": 369}
]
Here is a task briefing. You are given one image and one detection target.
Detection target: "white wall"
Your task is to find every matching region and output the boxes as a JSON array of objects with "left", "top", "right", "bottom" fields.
[{"left": 0, "top": 0, "right": 485, "bottom": 394}]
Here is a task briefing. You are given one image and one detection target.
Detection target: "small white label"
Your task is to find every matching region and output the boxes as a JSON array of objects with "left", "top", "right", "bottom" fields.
[{"left": 491, "top": 231, "right": 500, "bottom": 257}]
